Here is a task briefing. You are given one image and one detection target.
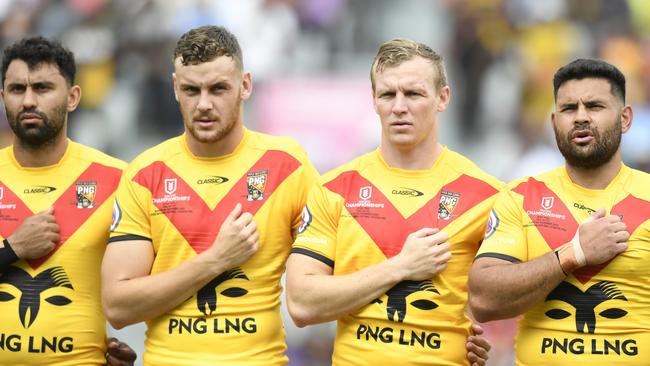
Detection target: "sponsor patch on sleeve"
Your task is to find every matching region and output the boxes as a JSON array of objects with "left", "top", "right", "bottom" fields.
[
  {"left": 484, "top": 209, "right": 499, "bottom": 239},
  {"left": 296, "top": 205, "right": 312, "bottom": 235},
  {"left": 110, "top": 199, "right": 122, "bottom": 232}
]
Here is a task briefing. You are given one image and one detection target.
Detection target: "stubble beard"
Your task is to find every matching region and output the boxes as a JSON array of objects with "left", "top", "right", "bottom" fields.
[{"left": 186, "top": 98, "right": 241, "bottom": 145}]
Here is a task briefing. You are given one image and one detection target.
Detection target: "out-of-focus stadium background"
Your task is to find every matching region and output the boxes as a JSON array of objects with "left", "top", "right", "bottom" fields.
[{"left": 1, "top": 0, "right": 649, "bottom": 365}]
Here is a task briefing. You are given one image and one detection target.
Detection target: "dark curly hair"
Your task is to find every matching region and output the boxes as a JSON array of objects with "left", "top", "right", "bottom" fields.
[
  {"left": 1, "top": 36, "right": 76, "bottom": 86},
  {"left": 553, "top": 58, "right": 626, "bottom": 103},
  {"left": 173, "top": 25, "right": 243, "bottom": 70}
]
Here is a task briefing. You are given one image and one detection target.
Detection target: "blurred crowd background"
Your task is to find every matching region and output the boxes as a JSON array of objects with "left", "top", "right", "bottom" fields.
[{"left": 2, "top": 0, "right": 650, "bottom": 365}]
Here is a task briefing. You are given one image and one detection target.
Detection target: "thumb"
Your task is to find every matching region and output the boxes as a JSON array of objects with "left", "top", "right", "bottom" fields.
[
  {"left": 584, "top": 207, "right": 606, "bottom": 224},
  {"left": 106, "top": 337, "right": 119, "bottom": 349},
  {"left": 225, "top": 203, "right": 242, "bottom": 223},
  {"left": 471, "top": 323, "right": 484, "bottom": 335},
  {"left": 44, "top": 206, "right": 55, "bottom": 215}
]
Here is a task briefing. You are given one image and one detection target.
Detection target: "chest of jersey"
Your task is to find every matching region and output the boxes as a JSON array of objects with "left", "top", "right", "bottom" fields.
[{"left": 513, "top": 178, "right": 650, "bottom": 364}]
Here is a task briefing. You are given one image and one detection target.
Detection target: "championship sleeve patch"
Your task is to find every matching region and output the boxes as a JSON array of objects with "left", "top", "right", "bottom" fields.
[
  {"left": 484, "top": 209, "right": 499, "bottom": 239},
  {"left": 296, "top": 205, "right": 312, "bottom": 235},
  {"left": 110, "top": 199, "right": 122, "bottom": 232}
]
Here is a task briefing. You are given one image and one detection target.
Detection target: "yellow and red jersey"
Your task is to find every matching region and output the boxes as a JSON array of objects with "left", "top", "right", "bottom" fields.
[
  {"left": 109, "top": 129, "right": 318, "bottom": 366},
  {"left": 0, "top": 141, "right": 124, "bottom": 365},
  {"left": 293, "top": 148, "right": 502, "bottom": 365},
  {"left": 478, "top": 165, "right": 650, "bottom": 365}
]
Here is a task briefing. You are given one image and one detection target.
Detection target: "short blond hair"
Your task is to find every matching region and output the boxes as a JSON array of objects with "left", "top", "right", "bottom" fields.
[{"left": 370, "top": 38, "right": 447, "bottom": 92}]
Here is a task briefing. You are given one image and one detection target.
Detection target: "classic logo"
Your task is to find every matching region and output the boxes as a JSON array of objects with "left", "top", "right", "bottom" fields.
[
  {"left": 545, "top": 281, "right": 628, "bottom": 334},
  {"left": 197, "top": 176, "right": 229, "bottom": 185},
  {"left": 541, "top": 196, "right": 554, "bottom": 210},
  {"left": 246, "top": 170, "right": 268, "bottom": 201},
  {"left": 372, "top": 280, "right": 439, "bottom": 322},
  {"left": 438, "top": 190, "right": 460, "bottom": 220},
  {"left": 359, "top": 186, "right": 372, "bottom": 201},
  {"left": 75, "top": 181, "right": 96, "bottom": 208},
  {"left": 164, "top": 178, "right": 177, "bottom": 195},
  {"left": 23, "top": 186, "right": 57, "bottom": 194},
  {"left": 573, "top": 202, "right": 596, "bottom": 215},
  {"left": 297, "top": 206, "right": 312, "bottom": 234},
  {"left": 196, "top": 268, "right": 249, "bottom": 316},
  {"left": 0, "top": 266, "right": 74, "bottom": 328},
  {"left": 391, "top": 187, "right": 424, "bottom": 197}
]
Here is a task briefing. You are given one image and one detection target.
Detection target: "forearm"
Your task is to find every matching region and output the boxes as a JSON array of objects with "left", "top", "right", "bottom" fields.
[
  {"left": 469, "top": 253, "right": 566, "bottom": 322},
  {"left": 287, "top": 255, "right": 405, "bottom": 326},
  {"left": 103, "top": 254, "right": 227, "bottom": 328}
]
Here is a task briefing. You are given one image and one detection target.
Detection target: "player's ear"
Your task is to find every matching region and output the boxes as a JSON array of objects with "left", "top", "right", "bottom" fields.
[
  {"left": 621, "top": 105, "right": 632, "bottom": 134},
  {"left": 550, "top": 111, "right": 556, "bottom": 130},
  {"left": 172, "top": 73, "right": 179, "bottom": 102},
  {"left": 436, "top": 86, "right": 450, "bottom": 112},
  {"left": 67, "top": 85, "right": 81, "bottom": 112},
  {"left": 241, "top": 72, "right": 252, "bottom": 101}
]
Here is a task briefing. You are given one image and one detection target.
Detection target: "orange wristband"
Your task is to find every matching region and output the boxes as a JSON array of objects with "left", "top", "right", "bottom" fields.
[{"left": 555, "top": 242, "right": 580, "bottom": 274}]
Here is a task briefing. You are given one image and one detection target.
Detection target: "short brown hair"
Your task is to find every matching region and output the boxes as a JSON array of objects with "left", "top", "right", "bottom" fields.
[
  {"left": 173, "top": 25, "right": 243, "bottom": 70},
  {"left": 370, "top": 38, "right": 447, "bottom": 92}
]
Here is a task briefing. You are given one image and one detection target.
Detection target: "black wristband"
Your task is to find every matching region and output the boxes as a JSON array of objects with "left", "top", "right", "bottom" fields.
[{"left": 0, "top": 239, "right": 19, "bottom": 273}]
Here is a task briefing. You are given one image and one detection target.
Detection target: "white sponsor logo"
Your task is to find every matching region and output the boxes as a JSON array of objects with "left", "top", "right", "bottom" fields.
[
  {"left": 345, "top": 186, "right": 385, "bottom": 209},
  {"left": 526, "top": 209, "right": 566, "bottom": 220},
  {"left": 295, "top": 236, "right": 328, "bottom": 245},
  {"left": 0, "top": 186, "right": 16, "bottom": 209},
  {"left": 152, "top": 178, "right": 190, "bottom": 204},
  {"left": 359, "top": 186, "right": 372, "bottom": 201},
  {"left": 526, "top": 195, "right": 565, "bottom": 220},
  {"left": 164, "top": 179, "right": 177, "bottom": 195},
  {"left": 541, "top": 196, "right": 554, "bottom": 210}
]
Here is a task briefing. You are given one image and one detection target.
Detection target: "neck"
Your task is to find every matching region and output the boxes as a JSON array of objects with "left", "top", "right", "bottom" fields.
[
  {"left": 565, "top": 153, "right": 623, "bottom": 190},
  {"left": 13, "top": 133, "right": 68, "bottom": 168},
  {"left": 380, "top": 141, "right": 443, "bottom": 170},
  {"left": 186, "top": 125, "right": 245, "bottom": 158}
]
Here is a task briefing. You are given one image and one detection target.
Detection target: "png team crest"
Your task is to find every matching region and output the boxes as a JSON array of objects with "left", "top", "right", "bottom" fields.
[
  {"left": 247, "top": 170, "right": 268, "bottom": 201},
  {"left": 438, "top": 190, "right": 460, "bottom": 220},
  {"left": 76, "top": 181, "right": 96, "bottom": 208}
]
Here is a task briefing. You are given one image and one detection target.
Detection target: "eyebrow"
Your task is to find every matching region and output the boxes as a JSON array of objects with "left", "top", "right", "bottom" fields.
[
  {"left": 6, "top": 80, "right": 56, "bottom": 88},
  {"left": 558, "top": 97, "right": 606, "bottom": 107},
  {"left": 179, "top": 80, "right": 231, "bottom": 89}
]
